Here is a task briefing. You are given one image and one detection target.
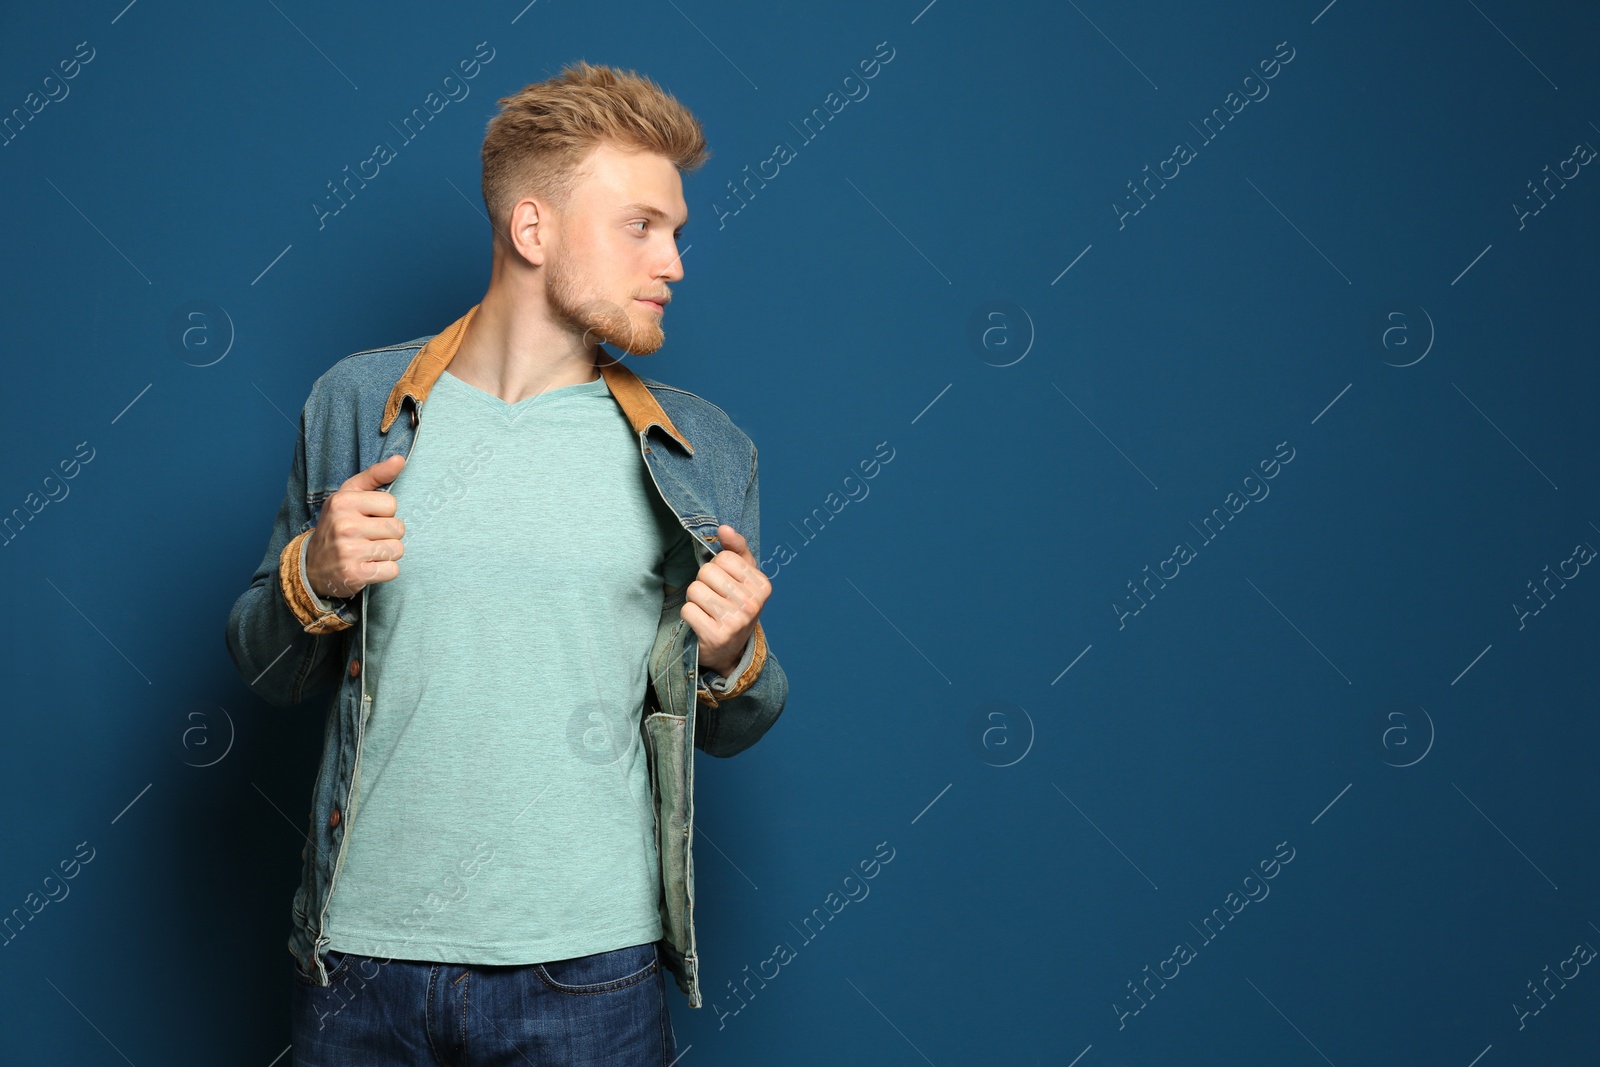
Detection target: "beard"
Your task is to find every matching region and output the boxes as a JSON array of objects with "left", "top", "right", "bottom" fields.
[{"left": 546, "top": 247, "right": 665, "bottom": 356}]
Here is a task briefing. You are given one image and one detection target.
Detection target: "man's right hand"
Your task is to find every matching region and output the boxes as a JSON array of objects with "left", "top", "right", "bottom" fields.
[{"left": 304, "top": 454, "right": 407, "bottom": 600}]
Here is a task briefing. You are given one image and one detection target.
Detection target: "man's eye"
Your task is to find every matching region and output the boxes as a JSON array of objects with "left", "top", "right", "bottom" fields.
[{"left": 630, "top": 220, "right": 647, "bottom": 232}]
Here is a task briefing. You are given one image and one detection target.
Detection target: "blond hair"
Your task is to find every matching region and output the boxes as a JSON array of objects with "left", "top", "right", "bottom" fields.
[{"left": 481, "top": 60, "right": 710, "bottom": 241}]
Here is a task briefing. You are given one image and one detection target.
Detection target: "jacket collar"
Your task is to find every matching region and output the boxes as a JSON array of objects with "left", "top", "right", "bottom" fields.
[{"left": 380, "top": 303, "right": 694, "bottom": 455}]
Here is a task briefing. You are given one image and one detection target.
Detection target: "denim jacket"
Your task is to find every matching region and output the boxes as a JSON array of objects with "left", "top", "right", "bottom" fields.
[{"left": 224, "top": 304, "right": 788, "bottom": 1009}]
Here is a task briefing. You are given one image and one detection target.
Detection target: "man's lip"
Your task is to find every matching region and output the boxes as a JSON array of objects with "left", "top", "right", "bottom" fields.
[{"left": 636, "top": 298, "right": 665, "bottom": 310}]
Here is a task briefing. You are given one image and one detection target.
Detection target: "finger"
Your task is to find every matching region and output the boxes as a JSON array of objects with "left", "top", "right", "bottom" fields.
[
  {"left": 348, "top": 559, "right": 401, "bottom": 587},
  {"left": 323, "top": 484, "right": 398, "bottom": 519},
  {"left": 328, "top": 557, "right": 399, "bottom": 596},
  {"left": 709, "top": 545, "right": 760, "bottom": 586},
  {"left": 680, "top": 599, "right": 717, "bottom": 640},
  {"left": 685, "top": 578, "right": 734, "bottom": 623},
  {"left": 358, "top": 538, "right": 406, "bottom": 565},
  {"left": 350, "top": 515, "right": 405, "bottom": 541},
  {"left": 337, "top": 453, "right": 406, "bottom": 494},
  {"left": 353, "top": 539, "right": 405, "bottom": 575},
  {"left": 717, "top": 524, "right": 755, "bottom": 561},
  {"left": 700, "top": 559, "right": 761, "bottom": 607},
  {"left": 328, "top": 489, "right": 399, "bottom": 520},
  {"left": 680, "top": 600, "right": 744, "bottom": 651},
  {"left": 334, "top": 541, "right": 403, "bottom": 595},
  {"left": 325, "top": 513, "right": 404, "bottom": 547},
  {"left": 681, "top": 601, "right": 752, "bottom": 677},
  {"left": 693, "top": 561, "right": 732, "bottom": 593}
]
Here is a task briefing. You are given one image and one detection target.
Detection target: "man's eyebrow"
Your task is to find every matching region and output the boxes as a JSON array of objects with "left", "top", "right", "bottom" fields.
[{"left": 619, "top": 202, "right": 688, "bottom": 228}]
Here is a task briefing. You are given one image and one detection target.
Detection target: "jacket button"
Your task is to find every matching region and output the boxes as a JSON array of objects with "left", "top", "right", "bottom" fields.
[
  {"left": 349, "top": 659, "right": 361, "bottom": 678},
  {"left": 329, "top": 808, "right": 341, "bottom": 828}
]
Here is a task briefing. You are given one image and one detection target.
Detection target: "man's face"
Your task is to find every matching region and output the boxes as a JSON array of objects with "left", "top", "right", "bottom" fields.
[{"left": 544, "top": 143, "right": 688, "bottom": 356}]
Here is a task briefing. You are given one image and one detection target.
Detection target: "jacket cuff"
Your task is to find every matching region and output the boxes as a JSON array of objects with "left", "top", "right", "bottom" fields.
[
  {"left": 696, "top": 621, "right": 767, "bottom": 707},
  {"left": 279, "top": 529, "right": 354, "bottom": 634}
]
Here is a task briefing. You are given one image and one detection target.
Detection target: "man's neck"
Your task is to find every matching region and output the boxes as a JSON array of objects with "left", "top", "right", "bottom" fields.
[{"left": 449, "top": 287, "right": 601, "bottom": 406}]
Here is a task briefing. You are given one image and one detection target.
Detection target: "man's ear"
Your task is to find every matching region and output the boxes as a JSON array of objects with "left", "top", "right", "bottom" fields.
[{"left": 509, "top": 198, "right": 550, "bottom": 265}]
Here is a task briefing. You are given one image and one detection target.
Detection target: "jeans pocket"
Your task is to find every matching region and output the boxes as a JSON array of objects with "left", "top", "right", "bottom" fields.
[
  {"left": 292, "top": 947, "right": 353, "bottom": 987},
  {"left": 535, "top": 942, "right": 658, "bottom": 995}
]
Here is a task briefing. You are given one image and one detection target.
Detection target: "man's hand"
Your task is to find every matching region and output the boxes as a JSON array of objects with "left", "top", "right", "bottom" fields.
[
  {"left": 304, "top": 454, "right": 407, "bottom": 600},
  {"left": 683, "top": 524, "right": 770, "bottom": 677}
]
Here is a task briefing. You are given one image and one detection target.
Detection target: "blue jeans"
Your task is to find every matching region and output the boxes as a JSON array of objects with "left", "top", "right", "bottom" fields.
[{"left": 291, "top": 941, "right": 677, "bottom": 1065}]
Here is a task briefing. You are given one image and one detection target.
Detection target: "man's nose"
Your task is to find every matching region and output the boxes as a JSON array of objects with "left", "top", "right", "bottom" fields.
[{"left": 657, "top": 243, "right": 685, "bottom": 282}]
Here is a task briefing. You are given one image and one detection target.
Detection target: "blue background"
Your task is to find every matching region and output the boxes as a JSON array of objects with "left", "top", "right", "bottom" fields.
[{"left": 2, "top": 0, "right": 1597, "bottom": 1063}]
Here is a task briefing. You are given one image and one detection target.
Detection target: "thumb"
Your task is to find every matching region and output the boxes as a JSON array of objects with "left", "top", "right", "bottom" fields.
[
  {"left": 339, "top": 453, "right": 405, "bottom": 492},
  {"left": 717, "top": 524, "right": 753, "bottom": 559}
]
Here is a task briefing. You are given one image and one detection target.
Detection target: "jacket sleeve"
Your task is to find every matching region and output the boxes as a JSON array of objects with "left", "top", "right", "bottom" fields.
[
  {"left": 693, "top": 443, "right": 788, "bottom": 758},
  {"left": 224, "top": 402, "right": 358, "bottom": 708}
]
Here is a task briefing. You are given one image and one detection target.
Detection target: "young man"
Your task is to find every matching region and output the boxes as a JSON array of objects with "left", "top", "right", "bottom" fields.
[{"left": 224, "top": 60, "right": 788, "bottom": 1064}]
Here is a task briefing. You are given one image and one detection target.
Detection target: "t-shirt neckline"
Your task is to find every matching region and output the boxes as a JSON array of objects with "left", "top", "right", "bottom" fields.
[{"left": 438, "top": 368, "right": 609, "bottom": 414}]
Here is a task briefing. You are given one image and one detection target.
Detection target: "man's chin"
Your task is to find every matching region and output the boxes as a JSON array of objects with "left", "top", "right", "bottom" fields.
[
  {"left": 568, "top": 298, "right": 666, "bottom": 356},
  {"left": 595, "top": 320, "right": 664, "bottom": 356},
  {"left": 589, "top": 336, "right": 663, "bottom": 357}
]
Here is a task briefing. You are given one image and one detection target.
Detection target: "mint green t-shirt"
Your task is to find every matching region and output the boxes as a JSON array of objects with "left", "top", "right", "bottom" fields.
[{"left": 324, "top": 367, "right": 699, "bottom": 964}]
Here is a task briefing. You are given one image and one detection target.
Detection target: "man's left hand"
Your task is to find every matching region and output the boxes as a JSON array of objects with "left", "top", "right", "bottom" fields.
[{"left": 682, "top": 524, "right": 771, "bottom": 677}]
